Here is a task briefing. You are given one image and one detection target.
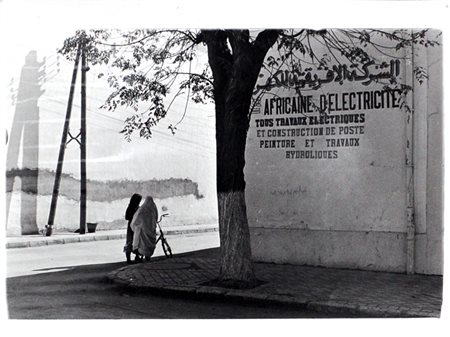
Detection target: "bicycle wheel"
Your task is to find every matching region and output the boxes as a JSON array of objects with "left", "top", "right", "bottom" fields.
[{"left": 162, "top": 238, "right": 173, "bottom": 258}]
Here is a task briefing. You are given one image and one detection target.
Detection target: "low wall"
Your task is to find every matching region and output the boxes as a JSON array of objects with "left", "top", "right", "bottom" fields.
[{"left": 6, "top": 191, "right": 218, "bottom": 235}]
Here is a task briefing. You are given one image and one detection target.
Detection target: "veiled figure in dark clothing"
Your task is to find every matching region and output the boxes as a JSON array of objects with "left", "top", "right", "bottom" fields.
[{"left": 124, "top": 193, "right": 142, "bottom": 263}]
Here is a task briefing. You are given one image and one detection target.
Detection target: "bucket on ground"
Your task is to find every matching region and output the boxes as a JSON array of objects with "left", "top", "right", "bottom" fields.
[{"left": 87, "top": 222, "right": 98, "bottom": 233}]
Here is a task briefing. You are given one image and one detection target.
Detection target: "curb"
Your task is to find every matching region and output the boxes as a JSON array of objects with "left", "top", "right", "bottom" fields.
[
  {"left": 6, "top": 227, "right": 218, "bottom": 249},
  {"left": 107, "top": 272, "right": 438, "bottom": 318},
  {"left": 106, "top": 259, "right": 441, "bottom": 319}
]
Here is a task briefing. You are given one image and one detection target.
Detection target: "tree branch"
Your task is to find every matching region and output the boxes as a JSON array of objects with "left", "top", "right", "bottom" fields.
[
  {"left": 173, "top": 72, "right": 214, "bottom": 86},
  {"left": 94, "top": 29, "right": 199, "bottom": 47},
  {"left": 253, "top": 29, "right": 282, "bottom": 54},
  {"left": 200, "top": 30, "right": 233, "bottom": 94},
  {"left": 279, "top": 29, "right": 305, "bottom": 38},
  {"left": 227, "top": 30, "right": 250, "bottom": 54}
]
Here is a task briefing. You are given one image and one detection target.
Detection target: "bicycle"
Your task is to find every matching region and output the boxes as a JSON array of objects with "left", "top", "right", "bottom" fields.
[{"left": 155, "top": 213, "right": 173, "bottom": 258}]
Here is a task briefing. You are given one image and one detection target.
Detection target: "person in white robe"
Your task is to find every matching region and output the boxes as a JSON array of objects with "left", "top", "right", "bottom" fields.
[{"left": 131, "top": 196, "right": 158, "bottom": 261}]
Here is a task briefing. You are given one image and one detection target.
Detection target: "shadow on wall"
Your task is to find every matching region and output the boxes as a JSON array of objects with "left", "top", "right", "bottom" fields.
[{"left": 6, "top": 51, "right": 45, "bottom": 234}]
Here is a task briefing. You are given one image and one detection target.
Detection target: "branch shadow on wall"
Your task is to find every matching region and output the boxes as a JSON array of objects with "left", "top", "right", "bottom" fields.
[{"left": 6, "top": 51, "right": 45, "bottom": 235}]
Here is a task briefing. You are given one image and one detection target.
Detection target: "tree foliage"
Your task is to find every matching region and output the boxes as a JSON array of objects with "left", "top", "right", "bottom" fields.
[
  {"left": 58, "top": 28, "right": 440, "bottom": 139},
  {"left": 59, "top": 29, "right": 212, "bottom": 138}
]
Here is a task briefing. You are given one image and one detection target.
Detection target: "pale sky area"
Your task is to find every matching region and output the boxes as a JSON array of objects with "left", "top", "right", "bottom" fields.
[{"left": 1, "top": 21, "right": 217, "bottom": 197}]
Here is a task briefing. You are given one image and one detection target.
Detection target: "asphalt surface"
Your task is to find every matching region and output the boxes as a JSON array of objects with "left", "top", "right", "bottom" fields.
[
  {"left": 6, "top": 231, "right": 220, "bottom": 278},
  {"left": 4, "top": 228, "right": 445, "bottom": 319},
  {"left": 6, "top": 243, "right": 349, "bottom": 319}
]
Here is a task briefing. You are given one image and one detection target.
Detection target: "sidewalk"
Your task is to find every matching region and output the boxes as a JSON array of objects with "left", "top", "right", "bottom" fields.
[
  {"left": 5, "top": 224, "right": 218, "bottom": 249},
  {"left": 108, "top": 256, "right": 443, "bottom": 318}
]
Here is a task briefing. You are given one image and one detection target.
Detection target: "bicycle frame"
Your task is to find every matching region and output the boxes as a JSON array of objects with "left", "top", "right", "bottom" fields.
[{"left": 155, "top": 213, "right": 172, "bottom": 258}]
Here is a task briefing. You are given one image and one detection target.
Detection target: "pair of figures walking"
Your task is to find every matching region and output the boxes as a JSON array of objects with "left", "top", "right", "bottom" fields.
[{"left": 124, "top": 194, "right": 158, "bottom": 263}]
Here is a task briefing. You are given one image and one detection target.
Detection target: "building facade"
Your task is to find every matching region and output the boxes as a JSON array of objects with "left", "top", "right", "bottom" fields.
[{"left": 245, "top": 30, "right": 443, "bottom": 275}]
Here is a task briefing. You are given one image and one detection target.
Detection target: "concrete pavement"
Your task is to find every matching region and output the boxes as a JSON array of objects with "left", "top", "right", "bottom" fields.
[
  {"left": 5, "top": 224, "right": 218, "bottom": 249},
  {"left": 108, "top": 256, "right": 443, "bottom": 318}
]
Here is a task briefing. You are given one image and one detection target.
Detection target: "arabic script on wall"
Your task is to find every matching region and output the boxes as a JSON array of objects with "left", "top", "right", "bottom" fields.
[{"left": 252, "top": 59, "right": 403, "bottom": 160}]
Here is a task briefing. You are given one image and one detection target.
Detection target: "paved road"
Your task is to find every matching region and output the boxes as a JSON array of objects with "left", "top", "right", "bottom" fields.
[
  {"left": 6, "top": 232, "right": 347, "bottom": 318},
  {"left": 6, "top": 232, "right": 220, "bottom": 278}
]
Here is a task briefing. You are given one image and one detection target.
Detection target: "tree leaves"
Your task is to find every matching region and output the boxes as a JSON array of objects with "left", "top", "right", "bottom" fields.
[
  {"left": 58, "top": 29, "right": 208, "bottom": 139},
  {"left": 58, "top": 28, "right": 439, "bottom": 140}
]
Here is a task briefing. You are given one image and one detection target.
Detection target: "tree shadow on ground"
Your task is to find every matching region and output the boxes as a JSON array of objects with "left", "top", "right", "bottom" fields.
[{"left": 5, "top": 247, "right": 357, "bottom": 318}]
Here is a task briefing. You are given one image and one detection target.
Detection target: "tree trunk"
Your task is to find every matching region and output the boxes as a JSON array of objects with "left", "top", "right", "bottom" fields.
[
  {"left": 216, "top": 85, "right": 255, "bottom": 286},
  {"left": 202, "top": 30, "right": 279, "bottom": 287}
]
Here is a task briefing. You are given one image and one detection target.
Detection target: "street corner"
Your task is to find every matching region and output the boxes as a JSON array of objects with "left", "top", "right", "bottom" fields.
[
  {"left": 107, "top": 257, "right": 220, "bottom": 292},
  {"left": 106, "top": 264, "right": 135, "bottom": 287}
]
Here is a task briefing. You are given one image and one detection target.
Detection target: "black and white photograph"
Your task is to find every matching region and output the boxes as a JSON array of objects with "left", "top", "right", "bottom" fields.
[{"left": 0, "top": 0, "right": 448, "bottom": 333}]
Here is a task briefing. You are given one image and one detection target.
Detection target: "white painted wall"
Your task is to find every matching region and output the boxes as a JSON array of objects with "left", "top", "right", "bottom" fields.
[{"left": 246, "top": 30, "right": 443, "bottom": 275}]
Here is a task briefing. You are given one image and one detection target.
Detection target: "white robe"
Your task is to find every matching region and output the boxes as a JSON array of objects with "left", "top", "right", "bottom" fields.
[{"left": 131, "top": 196, "right": 158, "bottom": 258}]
